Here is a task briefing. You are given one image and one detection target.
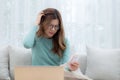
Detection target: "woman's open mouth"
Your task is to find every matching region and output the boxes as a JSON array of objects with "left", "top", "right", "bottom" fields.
[{"left": 49, "top": 32, "right": 54, "bottom": 35}]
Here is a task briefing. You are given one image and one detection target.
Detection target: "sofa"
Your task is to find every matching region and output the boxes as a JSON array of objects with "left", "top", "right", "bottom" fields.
[{"left": 0, "top": 45, "right": 120, "bottom": 80}]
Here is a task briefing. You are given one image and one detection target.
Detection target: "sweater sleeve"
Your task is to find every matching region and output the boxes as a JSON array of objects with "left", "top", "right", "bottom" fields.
[
  {"left": 60, "top": 38, "right": 71, "bottom": 64},
  {"left": 23, "top": 25, "right": 38, "bottom": 49}
]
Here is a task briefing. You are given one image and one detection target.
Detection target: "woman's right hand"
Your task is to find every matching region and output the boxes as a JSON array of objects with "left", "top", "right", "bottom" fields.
[{"left": 35, "top": 11, "right": 45, "bottom": 26}]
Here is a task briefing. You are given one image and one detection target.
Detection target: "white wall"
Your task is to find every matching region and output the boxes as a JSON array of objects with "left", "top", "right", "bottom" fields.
[{"left": 0, "top": 0, "right": 120, "bottom": 53}]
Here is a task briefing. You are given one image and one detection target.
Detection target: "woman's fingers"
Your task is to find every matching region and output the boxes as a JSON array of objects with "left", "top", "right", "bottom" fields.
[
  {"left": 69, "top": 62, "right": 80, "bottom": 71},
  {"left": 69, "top": 61, "right": 79, "bottom": 66},
  {"left": 38, "top": 11, "right": 44, "bottom": 16},
  {"left": 39, "top": 11, "right": 44, "bottom": 14},
  {"left": 70, "top": 62, "right": 79, "bottom": 68}
]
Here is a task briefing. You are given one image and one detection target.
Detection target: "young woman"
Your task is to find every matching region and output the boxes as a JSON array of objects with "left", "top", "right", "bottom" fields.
[{"left": 23, "top": 8, "right": 79, "bottom": 71}]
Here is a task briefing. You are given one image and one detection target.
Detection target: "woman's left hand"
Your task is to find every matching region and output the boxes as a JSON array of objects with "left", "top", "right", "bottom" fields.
[{"left": 68, "top": 62, "right": 79, "bottom": 71}]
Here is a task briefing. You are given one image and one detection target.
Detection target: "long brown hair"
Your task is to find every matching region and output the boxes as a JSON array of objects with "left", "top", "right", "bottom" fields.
[{"left": 36, "top": 8, "right": 66, "bottom": 57}]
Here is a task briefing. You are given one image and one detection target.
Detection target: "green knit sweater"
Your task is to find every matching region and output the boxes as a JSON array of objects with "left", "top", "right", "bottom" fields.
[{"left": 23, "top": 25, "right": 70, "bottom": 66}]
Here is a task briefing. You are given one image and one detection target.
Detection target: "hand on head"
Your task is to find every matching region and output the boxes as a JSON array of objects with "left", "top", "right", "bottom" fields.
[{"left": 35, "top": 11, "right": 45, "bottom": 26}]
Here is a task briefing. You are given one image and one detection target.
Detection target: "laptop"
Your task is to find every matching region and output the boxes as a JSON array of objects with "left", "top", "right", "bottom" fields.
[{"left": 14, "top": 66, "right": 64, "bottom": 80}]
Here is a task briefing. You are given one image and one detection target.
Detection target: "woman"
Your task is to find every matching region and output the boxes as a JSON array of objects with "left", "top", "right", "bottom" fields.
[{"left": 23, "top": 8, "right": 79, "bottom": 71}]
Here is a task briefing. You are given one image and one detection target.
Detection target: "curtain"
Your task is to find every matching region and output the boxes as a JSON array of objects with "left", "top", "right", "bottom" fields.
[{"left": 0, "top": 0, "right": 120, "bottom": 53}]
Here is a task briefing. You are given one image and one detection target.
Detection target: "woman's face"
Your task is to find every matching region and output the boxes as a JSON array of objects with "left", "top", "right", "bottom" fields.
[{"left": 44, "top": 19, "right": 59, "bottom": 38}]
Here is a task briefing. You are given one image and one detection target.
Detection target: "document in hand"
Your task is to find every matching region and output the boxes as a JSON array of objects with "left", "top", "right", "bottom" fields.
[{"left": 64, "top": 71, "right": 93, "bottom": 80}]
